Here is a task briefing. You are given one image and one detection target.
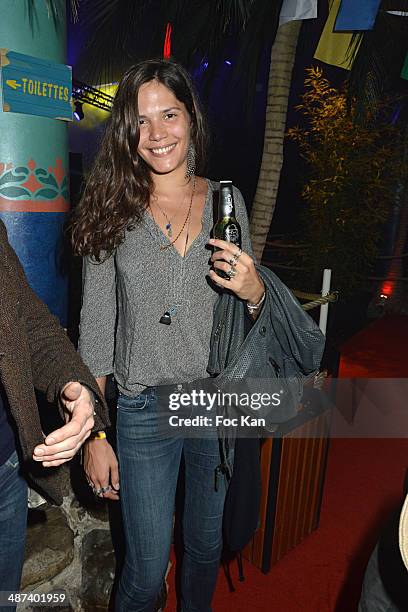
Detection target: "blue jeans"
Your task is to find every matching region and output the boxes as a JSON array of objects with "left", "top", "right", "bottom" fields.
[
  {"left": 115, "top": 388, "right": 230, "bottom": 612},
  {"left": 0, "top": 450, "right": 28, "bottom": 611}
]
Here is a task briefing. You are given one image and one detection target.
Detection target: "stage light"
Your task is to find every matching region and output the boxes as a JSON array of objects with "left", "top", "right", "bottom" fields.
[
  {"left": 224, "top": 60, "right": 232, "bottom": 66},
  {"left": 74, "top": 101, "right": 84, "bottom": 121}
]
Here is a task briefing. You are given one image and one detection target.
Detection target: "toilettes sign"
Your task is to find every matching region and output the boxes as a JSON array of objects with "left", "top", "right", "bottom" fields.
[{"left": 0, "top": 49, "right": 72, "bottom": 121}]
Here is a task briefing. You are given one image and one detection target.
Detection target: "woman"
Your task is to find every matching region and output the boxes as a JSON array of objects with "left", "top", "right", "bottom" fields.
[{"left": 71, "top": 59, "right": 265, "bottom": 611}]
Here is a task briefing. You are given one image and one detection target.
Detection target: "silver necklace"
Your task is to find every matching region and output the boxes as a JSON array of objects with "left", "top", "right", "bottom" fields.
[
  {"left": 151, "top": 178, "right": 194, "bottom": 238},
  {"left": 152, "top": 196, "right": 184, "bottom": 237},
  {"left": 159, "top": 183, "right": 193, "bottom": 325}
]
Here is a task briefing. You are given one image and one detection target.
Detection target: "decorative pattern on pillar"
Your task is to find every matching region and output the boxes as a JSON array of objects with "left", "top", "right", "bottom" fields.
[{"left": 0, "top": 159, "right": 69, "bottom": 210}]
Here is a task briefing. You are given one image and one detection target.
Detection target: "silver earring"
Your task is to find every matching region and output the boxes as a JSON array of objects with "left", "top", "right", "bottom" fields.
[{"left": 185, "top": 142, "right": 196, "bottom": 179}]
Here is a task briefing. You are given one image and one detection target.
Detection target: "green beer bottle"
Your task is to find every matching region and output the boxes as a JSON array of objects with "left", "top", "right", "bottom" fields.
[{"left": 213, "top": 181, "right": 242, "bottom": 279}]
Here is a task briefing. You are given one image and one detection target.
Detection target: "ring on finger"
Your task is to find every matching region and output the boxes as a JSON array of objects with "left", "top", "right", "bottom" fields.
[
  {"left": 228, "top": 255, "right": 238, "bottom": 267},
  {"left": 230, "top": 249, "right": 242, "bottom": 267},
  {"left": 226, "top": 266, "right": 237, "bottom": 279},
  {"left": 91, "top": 484, "right": 104, "bottom": 496}
]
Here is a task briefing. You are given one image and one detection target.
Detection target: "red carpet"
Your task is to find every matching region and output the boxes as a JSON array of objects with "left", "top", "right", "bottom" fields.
[
  {"left": 339, "top": 315, "right": 408, "bottom": 378},
  {"left": 166, "top": 316, "right": 408, "bottom": 611}
]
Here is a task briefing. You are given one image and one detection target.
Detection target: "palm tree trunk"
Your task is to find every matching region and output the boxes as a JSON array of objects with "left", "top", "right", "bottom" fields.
[{"left": 250, "top": 20, "right": 301, "bottom": 261}]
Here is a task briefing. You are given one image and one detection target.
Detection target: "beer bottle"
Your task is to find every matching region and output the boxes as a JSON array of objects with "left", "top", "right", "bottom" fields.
[{"left": 213, "top": 180, "right": 242, "bottom": 279}]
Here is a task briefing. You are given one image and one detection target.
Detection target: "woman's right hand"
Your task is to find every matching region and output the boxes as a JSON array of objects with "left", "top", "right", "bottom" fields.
[{"left": 83, "top": 438, "right": 120, "bottom": 501}]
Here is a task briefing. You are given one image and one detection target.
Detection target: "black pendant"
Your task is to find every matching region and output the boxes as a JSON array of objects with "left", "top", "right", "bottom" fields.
[{"left": 159, "top": 311, "right": 172, "bottom": 325}]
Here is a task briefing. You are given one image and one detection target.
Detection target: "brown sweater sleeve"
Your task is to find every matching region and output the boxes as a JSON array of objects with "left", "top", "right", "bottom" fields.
[{"left": 0, "top": 220, "right": 110, "bottom": 431}]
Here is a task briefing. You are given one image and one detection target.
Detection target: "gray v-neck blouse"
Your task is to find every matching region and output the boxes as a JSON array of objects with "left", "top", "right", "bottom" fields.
[{"left": 78, "top": 180, "right": 254, "bottom": 396}]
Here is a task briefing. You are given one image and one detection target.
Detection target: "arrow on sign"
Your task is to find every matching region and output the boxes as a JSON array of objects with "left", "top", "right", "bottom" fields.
[{"left": 6, "top": 79, "right": 21, "bottom": 89}]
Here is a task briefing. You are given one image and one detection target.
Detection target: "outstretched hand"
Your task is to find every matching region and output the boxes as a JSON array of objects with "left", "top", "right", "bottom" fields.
[{"left": 33, "top": 381, "right": 95, "bottom": 467}]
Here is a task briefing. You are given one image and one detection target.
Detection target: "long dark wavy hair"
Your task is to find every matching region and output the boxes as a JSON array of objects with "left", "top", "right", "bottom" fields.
[{"left": 70, "top": 59, "right": 208, "bottom": 260}]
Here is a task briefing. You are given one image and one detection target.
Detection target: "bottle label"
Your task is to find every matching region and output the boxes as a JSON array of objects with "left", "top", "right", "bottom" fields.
[
  {"left": 225, "top": 224, "right": 240, "bottom": 245},
  {"left": 223, "top": 194, "right": 233, "bottom": 215}
]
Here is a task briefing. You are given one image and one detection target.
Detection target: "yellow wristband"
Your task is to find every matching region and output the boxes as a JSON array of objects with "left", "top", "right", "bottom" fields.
[{"left": 91, "top": 431, "right": 107, "bottom": 440}]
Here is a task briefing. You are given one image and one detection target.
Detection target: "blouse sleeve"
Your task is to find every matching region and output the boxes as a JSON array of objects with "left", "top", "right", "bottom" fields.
[
  {"left": 78, "top": 254, "right": 117, "bottom": 377},
  {"left": 232, "top": 186, "right": 256, "bottom": 261}
]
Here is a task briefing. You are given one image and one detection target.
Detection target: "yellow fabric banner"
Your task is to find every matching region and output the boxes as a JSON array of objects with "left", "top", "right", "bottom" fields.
[{"left": 314, "top": 0, "right": 361, "bottom": 70}]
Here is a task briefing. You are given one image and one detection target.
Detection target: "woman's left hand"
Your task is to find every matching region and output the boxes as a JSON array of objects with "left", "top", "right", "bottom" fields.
[{"left": 208, "top": 238, "right": 264, "bottom": 304}]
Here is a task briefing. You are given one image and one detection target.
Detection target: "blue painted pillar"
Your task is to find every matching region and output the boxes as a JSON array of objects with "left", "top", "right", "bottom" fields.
[{"left": 0, "top": 0, "right": 69, "bottom": 325}]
